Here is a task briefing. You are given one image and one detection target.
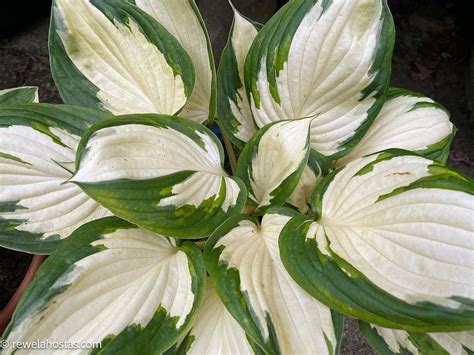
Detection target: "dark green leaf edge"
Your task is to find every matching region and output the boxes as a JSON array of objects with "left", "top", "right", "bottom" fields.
[
  {"left": 74, "top": 114, "right": 247, "bottom": 238},
  {"left": 3, "top": 217, "right": 206, "bottom": 354}
]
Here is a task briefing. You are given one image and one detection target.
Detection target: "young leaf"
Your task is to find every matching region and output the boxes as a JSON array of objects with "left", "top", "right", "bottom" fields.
[
  {"left": 205, "top": 209, "right": 343, "bottom": 355},
  {"left": 245, "top": 0, "right": 395, "bottom": 159},
  {"left": 0, "top": 87, "right": 39, "bottom": 105},
  {"left": 336, "top": 88, "right": 455, "bottom": 166},
  {"left": 280, "top": 150, "right": 474, "bottom": 332},
  {"left": 131, "top": 0, "right": 216, "bottom": 124},
  {"left": 170, "top": 279, "right": 257, "bottom": 355},
  {"left": 2, "top": 217, "right": 205, "bottom": 354},
  {"left": 0, "top": 104, "right": 112, "bottom": 254},
  {"left": 217, "top": 6, "right": 260, "bottom": 148},
  {"left": 287, "top": 152, "right": 330, "bottom": 213},
  {"left": 50, "top": 0, "right": 195, "bottom": 117},
  {"left": 72, "top": 115, "right": 246, "bottom": 238},
  {"left": 236, "top": 118, "right": 312, "bottom": 213},
  {"left": 359, "top": 321, "right": 474, "bottom": 355}
]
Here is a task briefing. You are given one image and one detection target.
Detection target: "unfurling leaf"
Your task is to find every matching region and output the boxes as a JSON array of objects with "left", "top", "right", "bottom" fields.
[
  {"left": 237, "top": 118, "right": 313, "bottom": 213},
  {"left": 217, "top": 6, "right": 260, "bottom": 147}
]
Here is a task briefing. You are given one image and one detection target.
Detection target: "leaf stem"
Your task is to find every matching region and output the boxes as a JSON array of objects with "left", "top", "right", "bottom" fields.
[{"left": 217, "top": 121, "right": 238, "bottom": 175}]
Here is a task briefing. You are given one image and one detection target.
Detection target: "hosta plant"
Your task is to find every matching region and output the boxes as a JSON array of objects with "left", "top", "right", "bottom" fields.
[{"left": 1, "top": 0, "right": 473, "bottom": 354}]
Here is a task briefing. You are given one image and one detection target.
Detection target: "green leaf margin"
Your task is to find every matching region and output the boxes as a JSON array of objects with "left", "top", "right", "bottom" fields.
[
  {"left": 74, "top": 114, "right": 247, "bottom": 239},
  {"left": 2, "top": 216, "right": 206, "bottom": 354},
  {"left": 0, "top": 104, "right": 111, "bottom": 254}
]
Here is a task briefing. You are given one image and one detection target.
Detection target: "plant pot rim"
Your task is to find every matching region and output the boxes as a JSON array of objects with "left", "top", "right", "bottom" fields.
[{"left": 0, "top": 255, "right": 46, "bottom": 335}]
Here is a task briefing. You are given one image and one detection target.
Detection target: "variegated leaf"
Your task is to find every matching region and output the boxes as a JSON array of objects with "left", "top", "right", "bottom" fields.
[
  {"left": 72, "top": 115, "right": 246, "bottom": 238},
  {"left": 169, "top": 279, "right": 257, "bottom": 355},
  {"left": 336, "top": 88, "right": 455, "bottom": 167},
  {"left": 2, "top": 217, "right": 205, "bottom": 354},
  {"left": 359, "top": 321, "right": 474, "bottom": 355},
  {"left": 50, "top": 0, "right": 195, "bottom": 117},
  {"left": 287, "top": 152, "right": 330, "bottom": 213},
  {"left": 245, "top": 0, "right": 395, "bottom": 159},
  {"left": 0, "top": 104, "right": 112, "bottom": 254},
  {"left": 280, "top": 150, "right": 474, "bottom": 332},
  {"left": 0, "top": 87, "right": 39, "bottom": 105},
  {"left": 132, "top": 0, "right": 216, "bottom": 123},
  {"left": 236, "top": 118, "right": 312, "bottom": 213},
  {"left": 205, "top": 209, "right": 343, "bottom": 355},
  {"left": 217, "top": 6, "right": 260, "bottom": 147}
]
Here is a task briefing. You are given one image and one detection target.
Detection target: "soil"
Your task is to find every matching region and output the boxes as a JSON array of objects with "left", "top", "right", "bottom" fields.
[
  {"left": 0, "top": 250, "right": 32, "bottom": 309},
  {"left": 0, "top": 0, "right": 472, "bottom": 352}
]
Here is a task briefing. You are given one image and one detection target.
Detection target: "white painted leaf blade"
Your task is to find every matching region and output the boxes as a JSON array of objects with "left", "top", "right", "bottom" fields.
[
  {"left": 217, "top": 7, "right": 259, "bottom": 146},
  {"left": 182, "top": 280, "right": 254, "bottom": 355},
  {"left": 206, "top": 212, "right": 340, "bottom": 354},
  {"left": 238, "top": 118, "right": 312, "bottom": 211},
  {"left": 53, "top": 0, "right": 192, "bottom": 116},
  {"left": 73, "top": 124, "right": 226, "bottom": 184},
  {"left": 72, "top": 116, "right": 245, "bottom": 238},
  {"left": 0, "top": 124, "right": 111, "bottom": 253},
  {"left": 429, "top": 330, "right": 474, "bottom": 355},
  {"left": 287, "top": 164, "right": 322, "bottom": 213},
  {"left": 314, "top": 153, "right": 474, "bottom": 309},
  {"left": 337, "top": 90, "right": 454, "bottom": 166},
  {"left": 372, "top": 326, "right": 419, "bottom": 354},
  {"left": 135, "top": 0, "right": 215, "bottom": 123},
  {"left": 3, "top": 219, "right": 205, "bottom": 354},
  {"left": 247, "top": 0, "right": 394, "bottom": 158},
  {"left": 363, "top": 323, "right": 474, "bottom": 355}
]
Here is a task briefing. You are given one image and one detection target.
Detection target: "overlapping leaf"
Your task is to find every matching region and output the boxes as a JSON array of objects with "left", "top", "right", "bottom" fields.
[
  {"left": 217, "top": 6, "right": 260, "bottom": 147},
  {"left": 132, "top": 0, "right": 216, "bottom": 123},
  {"left": 0, "top": 87, "right": 39, "bottom": 105},
  {"left": 50, "top": 0, "right": 195, "bottom": 117},
  {"left": 2, "top": 217, "right": 205, "bottom": 354},
  {"left": 287, "top": 152, "right": 330, "bottom": 213},
  {"left": 168, "top": 280, "right": 258, "bottom": 355},
  {"left": 205, "top": 209, "right": 343, "bottom": 354},
  {"left": 336, "top": 88, "right": 455, "bottom": 166},
  {"left": 237, "top": 118, "right": 312, "bottom": 213},
  {"left": 0, "top": 104, "right": 112, "bottom": 254},
  {"left": 245, "top": 0, "right": 395, "bottom": 159},
  {"left": 72, "top": 115, "right": 246, "bottom": 238},
  {"left": 281, "top": 150, "right": 474, "bottom": 332},
  {"left": 359, "top": 322, "right": 474, "bottom": 355}
]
